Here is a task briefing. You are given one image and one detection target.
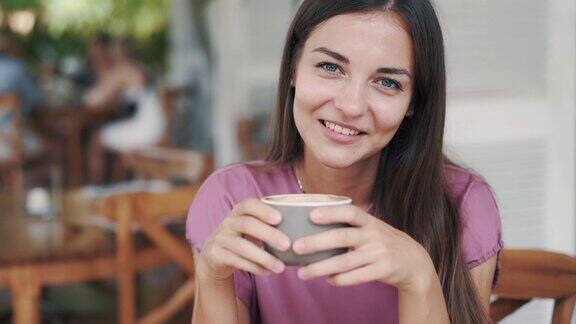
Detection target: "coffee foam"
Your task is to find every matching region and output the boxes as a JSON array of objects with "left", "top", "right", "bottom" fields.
[{"left": 261, "top": 194, "right": 351, "bottom": 206}]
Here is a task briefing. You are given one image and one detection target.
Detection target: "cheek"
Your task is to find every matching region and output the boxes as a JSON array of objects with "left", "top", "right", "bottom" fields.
[
  {"left": 371, "top": 98, "right": 410, "bottom": 132},
  {"left": 294, "top": 73, "right": 336, "bottom": 114}
]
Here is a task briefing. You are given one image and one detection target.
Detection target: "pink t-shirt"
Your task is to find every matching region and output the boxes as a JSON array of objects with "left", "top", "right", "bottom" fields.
[{"left": 186, "top": 161, "right": 503, "bottom": 324}]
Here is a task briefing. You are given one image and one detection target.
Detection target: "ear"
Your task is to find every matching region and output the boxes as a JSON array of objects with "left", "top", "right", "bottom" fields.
[{"left": 405, "top": 109, "right": 414, "bottom": 117}]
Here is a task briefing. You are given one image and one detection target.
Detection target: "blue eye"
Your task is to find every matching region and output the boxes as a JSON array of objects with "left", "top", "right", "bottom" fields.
[
  {"left": 317, "top": 62, "right": 341, "bottom": 74},
  {"left": 378, "top": 78, "right": 401, "bottom": 90}
]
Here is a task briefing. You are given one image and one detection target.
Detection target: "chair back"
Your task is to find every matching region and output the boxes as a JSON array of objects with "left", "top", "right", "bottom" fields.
[
  {"left": 236, "top": 116, "right": 268, "bottom": 160},
  {"left": 121, "top": 147, "right": 213, "bottom": 183},
  {"left": 0, "top": 93, "right": 24, "bottom": 192},
  {"left": 490, "top": 249, "right": 576, "bottom": 323},
  {"left": 0, "top": 93, "right": 22, "bottom": 165}
]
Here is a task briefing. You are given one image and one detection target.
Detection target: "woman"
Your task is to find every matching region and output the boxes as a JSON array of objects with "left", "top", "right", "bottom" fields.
[
  {"left": 187, "top": 1, "right": 503, "bottom": 323},
  {"left": 85, "top": 37, "right": 165, "bottom": 183},
  {"left": 83, "top": 37, "right": 145, "bottom": 110}
]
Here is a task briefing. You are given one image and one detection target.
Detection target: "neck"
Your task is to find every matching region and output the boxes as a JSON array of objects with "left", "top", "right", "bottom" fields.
[{"left": 295, "top": 149, "right": 380, "bottom": 209}]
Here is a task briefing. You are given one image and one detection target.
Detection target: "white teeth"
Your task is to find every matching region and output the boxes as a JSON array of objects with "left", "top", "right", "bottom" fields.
[
  {"left": 322, "top": 120, "right": 360, "bottom": 136},
  {"left": 323, "top": 120, "right": 334, "bottom": 130}
]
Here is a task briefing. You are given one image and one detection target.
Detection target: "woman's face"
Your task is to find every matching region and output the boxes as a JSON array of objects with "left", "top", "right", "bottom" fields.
[{"left": 293, "top": 11, "right": 414, "bottom": 169}]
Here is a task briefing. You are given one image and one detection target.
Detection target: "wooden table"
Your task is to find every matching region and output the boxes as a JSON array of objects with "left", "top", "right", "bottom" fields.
[
  {"left": 31, "top": 107, "right": 125, "bottom": 187},
  {"left": 0, "top": 191, "right": 170, "bottom": 324}
]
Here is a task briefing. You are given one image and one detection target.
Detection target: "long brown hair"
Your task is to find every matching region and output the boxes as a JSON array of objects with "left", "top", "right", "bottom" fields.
[{"left": 265, "top": 0, "right": 489, "bottom": 323}]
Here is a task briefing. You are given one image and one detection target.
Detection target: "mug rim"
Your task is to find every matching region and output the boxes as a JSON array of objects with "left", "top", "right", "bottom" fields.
[{"left": 261, "top": 194, "right": 352, "bottom": 207}]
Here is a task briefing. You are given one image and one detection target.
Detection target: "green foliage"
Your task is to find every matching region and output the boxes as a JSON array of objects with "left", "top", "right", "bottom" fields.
[
  {"left": 2, "top": 0, "right": 168, "bottom": 69},
  {"left": 0, "top": 0, "right": 41, "bottom": 11}
]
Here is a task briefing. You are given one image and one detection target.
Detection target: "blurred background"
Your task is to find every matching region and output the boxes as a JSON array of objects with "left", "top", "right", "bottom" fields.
[{"left": 0, "top": 0, "right": 574, "bottom": 323}]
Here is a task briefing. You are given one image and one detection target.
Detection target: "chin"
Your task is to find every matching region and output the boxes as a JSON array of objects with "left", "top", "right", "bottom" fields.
[
  {"left": 321, "top": 160, "right": 355, "bottom": 169},
  {"left": 314, "top": 150, "right": 363, "bottom": 169}
]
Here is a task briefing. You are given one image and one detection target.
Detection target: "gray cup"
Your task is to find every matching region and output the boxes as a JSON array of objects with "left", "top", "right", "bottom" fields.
[{"left": 261, "top": 194, "right": 352, "bottom": 266}]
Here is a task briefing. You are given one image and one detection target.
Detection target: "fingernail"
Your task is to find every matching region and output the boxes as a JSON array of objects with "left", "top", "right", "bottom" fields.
[
  {"left": 310, "top": 210, "right": 321, "bottom": 222},
  {"left": 293, "top": 241, "right": 304, "bottom": 254},
  {"left": 273, "top": 261, "right": 285, "bottom": 274},
  {"left": 270, "top": 211, "right": 282, "bottom": 223},
  {"left": 278, "top": 237, "right": 291, "bottom": 250},
  {"left": 297, "top": 268, "right": 308, "bottom": 280}
]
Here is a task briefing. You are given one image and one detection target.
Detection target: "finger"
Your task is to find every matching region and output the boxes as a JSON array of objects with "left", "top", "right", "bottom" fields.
[
  {"left": 327, "top": 264, "right": 383, "bottom": 287},
  {"left": 297, "top": 249, "right": 371, "bottom": 280},
  {"left": 220, "top": 236, "right": 286, "bottom": 274},
  {"left": 309, "top": 205, "right": 370, "bottom": 227},
  {"left": 234, "top": 198, "right": 283, "bottom": 225},
  {"left": 293, "top": 227, "right": 363, "bottom": 255},
  {"left": 212, "top": 245, "right": 272, "bottom": 276},
  {"left": 244, "top": 234, "right": 262, "bottom": 248},
  {"left": 229, "top": 215, "right": 291, "bottom": 251}
]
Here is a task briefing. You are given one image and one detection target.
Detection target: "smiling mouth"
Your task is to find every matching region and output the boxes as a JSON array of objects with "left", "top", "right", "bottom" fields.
[{"left": 319, "top": 120, "right": 366, "bottom": 136}]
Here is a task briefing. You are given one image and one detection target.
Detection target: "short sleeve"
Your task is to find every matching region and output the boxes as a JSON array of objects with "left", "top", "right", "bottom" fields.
[
  {"left": 185, "top": 171, "right": 257, "bottom": 316},
  {"left": 459, "top": 179, "right": 504, "bottom": 287},
  {"left": 186, "top": 172, "right": 233, "bottom": 250}
]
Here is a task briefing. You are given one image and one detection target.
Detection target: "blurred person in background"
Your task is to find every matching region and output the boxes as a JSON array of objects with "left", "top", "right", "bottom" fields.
[
  {"left": 0, "top": 30, "right": 43, "bottom": 116},
  {"left": 0, "top": 30, "right": 44, "bottom": 161},
  {"left": 85, "top": 37, "right": 166, "bottom": 184},
  {"left": 39, "top": 56, "right": 79, "bottom": 108},
  {"left": 61, "top": 33, "right": 113, "bottom": 98},
  {"left": 85, "top": 33, "right": 113, "bottom": 85},
  {"left": 83, "top": 36, "right": 140, "bottom": 110}
]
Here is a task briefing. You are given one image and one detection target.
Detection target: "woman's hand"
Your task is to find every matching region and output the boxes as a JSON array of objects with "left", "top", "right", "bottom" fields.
[
  {"left": 197, "top": 199, "right": 291, "bottom": 282},
  {"left": 293, "top": 205, "right": 437, "bottom": 293}
]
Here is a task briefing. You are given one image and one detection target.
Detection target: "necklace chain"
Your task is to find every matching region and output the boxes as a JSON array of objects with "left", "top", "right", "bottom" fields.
[
  {"left": 294, "top": 164, "right": 373, "bottom": 212},
  {"left": 294, "top": 165, "right": 305, "bottom": 193}
]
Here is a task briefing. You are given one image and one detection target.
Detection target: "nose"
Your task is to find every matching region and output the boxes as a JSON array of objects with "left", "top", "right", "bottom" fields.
[{"left": 333, "top": 79, "right": 368, "bottom": 118}]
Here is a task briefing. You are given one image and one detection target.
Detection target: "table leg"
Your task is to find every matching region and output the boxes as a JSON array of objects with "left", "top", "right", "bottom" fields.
[
  {"left": 10, "top": 267, "right": 41, "bottom": 324},
  {"left": 67, "top": 120, "right": 84, "bottom": 187},
  {"left": 117, "top": 201, "right": 136, "bottom": 324}
]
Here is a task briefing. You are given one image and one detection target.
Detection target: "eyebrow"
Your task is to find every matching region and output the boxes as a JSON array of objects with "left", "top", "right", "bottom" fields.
[
  {"left": 313, "top": 47, "right": 350, "bottom": 64},
  {"left": 376, "top": 67, "right": 411, "bottom": 79},
  {"left": 312, "top": 46, "right": 412, "bottom": 79}
]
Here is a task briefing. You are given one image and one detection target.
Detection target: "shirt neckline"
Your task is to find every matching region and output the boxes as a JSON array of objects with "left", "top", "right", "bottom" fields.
[{"left": 288, "top": 163, "right": 374, "bottom": 213}]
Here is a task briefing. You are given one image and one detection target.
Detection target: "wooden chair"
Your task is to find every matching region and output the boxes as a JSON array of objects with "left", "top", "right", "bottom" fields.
[
  {"left": 490, "top": 249, "right": 576, "bottom": 323},
  {"left": 103, "top": 148, "right": 213, "bottom": 323},
  {"left": 0, "top": 93, "right": 24, "bottom": 192},
  {"left": 120, "top": 147, "right": 214, "bottom": 183},
  {"left": 102, "top": 185, "right": 201, "bottom": 324},
  {"left": 236, "top": 117, "right": 268, "bottom": 161}
]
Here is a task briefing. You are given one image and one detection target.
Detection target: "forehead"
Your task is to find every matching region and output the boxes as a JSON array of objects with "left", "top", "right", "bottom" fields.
[{"left": 303, "top": 11, "right": 413, "bottom": 72}]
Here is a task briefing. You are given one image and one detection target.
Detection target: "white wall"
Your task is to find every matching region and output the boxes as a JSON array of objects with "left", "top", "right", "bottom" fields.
[
  {"left": 438, "top": 0, "right": 576, "bottom": 322},
  {"left": 207, "top": 0, "right": 294, "bottom": 166}
]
